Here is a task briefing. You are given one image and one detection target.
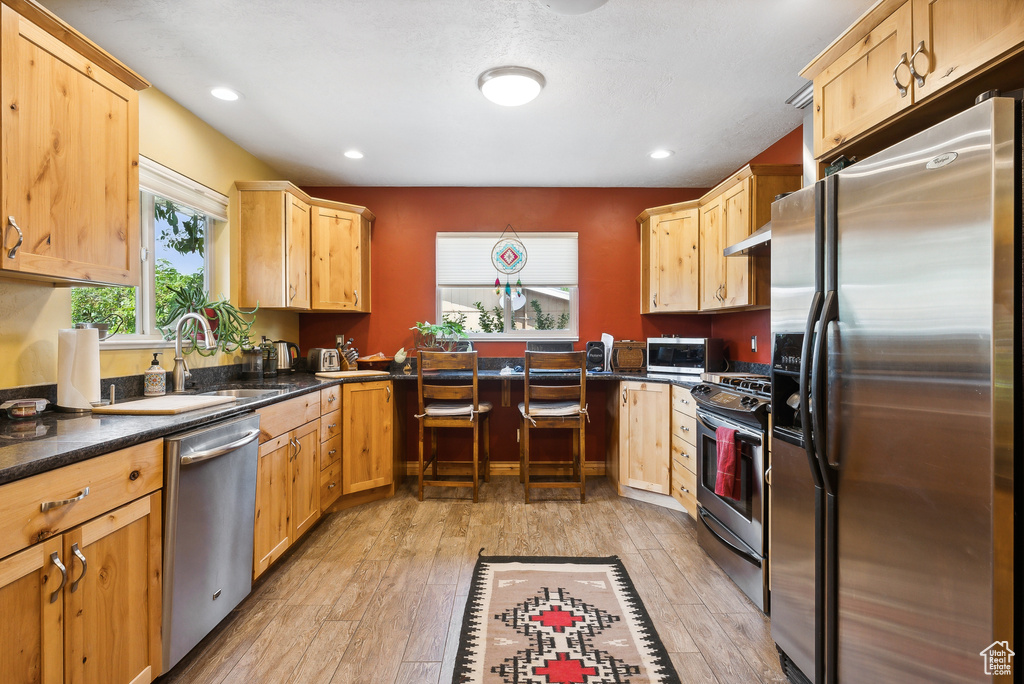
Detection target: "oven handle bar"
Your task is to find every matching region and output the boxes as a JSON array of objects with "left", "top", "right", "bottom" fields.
[
  {"left": 695, "top": 409, "right": 763, "bottom": 445},
  {"left": 698, "top": 507, "right": 762, "bottom": 567}
]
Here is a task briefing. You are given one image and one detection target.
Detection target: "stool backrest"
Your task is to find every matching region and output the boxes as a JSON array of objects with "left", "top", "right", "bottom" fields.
[
  {"left": 417, "top": 350, "right": 480, "bottom": 414},
  {"left": 523, "top": 351, "right": 586, "bottom": 414}
]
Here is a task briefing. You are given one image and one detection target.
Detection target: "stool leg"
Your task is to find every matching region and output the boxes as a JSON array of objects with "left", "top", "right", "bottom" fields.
[
  {"left": 418, "top": 420, "right": 425, "bottom": 501},
  {"left": 579, "top": 422, "right": 586, "bottom": 504},
  {"left": 472, "top": 420, "right": 479, "bottom": 503},
  {"left": 483, "top": 414, "right": 490, "bottom": 483},
  {"left": 519, "top": 418, "right": 525, "bottom": 484},
  {"left": 572, "top": 429, "right": 580, "bottom": 481},
  {"left": 431, "top": 428, "right": 438, "bottom": 479},
  {"left": 523, "top": 421, "right": 531, "bottom": 504}
]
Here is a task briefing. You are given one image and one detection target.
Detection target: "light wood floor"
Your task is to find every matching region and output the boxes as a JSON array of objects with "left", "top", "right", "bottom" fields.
[{"left": 158, "top": 476, "right": 787, "bottom": 684}]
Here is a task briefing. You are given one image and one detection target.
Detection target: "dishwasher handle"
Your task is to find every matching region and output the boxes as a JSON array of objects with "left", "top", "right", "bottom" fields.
[{"left": 181, "top": 429, "right": 260, "bottom": 465}]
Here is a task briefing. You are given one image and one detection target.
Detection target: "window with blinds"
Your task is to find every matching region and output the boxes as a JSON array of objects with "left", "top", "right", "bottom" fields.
[{"left": 436, "top": 232, "right": 579, "bottom": 339}]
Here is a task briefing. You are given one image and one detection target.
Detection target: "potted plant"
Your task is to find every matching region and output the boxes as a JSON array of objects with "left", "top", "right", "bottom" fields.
[
  {"left": 410, "top": 313, "right": 466, "bottom": 352},
  {"left": 161, "top": 281, "right": 259, "bottom": 356}
]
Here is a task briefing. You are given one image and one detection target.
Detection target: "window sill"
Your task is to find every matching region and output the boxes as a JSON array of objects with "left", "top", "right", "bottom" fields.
[
  {"left": 466, "top": 332, "right": 579, "bottom": 343},
  {"left": 99, "top": 337, "right": 175, "bottom": 351}
]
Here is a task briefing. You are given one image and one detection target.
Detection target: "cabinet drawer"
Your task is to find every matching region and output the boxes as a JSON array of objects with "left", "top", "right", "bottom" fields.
[
  {"left": 671, "top": 436, "right": 696, "bottom": 474},
  {"left": 321, "top": 385, "right": 340, "bottom": 414},
  {"left": 321, "top": 434, "right": 341, "bottom": 470},
  {"left": 258, "top": 393, "right": 320, "bottom": 442},
  {"left": 671, "top": 386, "right": 696, "bottom": 417},
  {"left": 320, "top": 459, "right": 342, "bottom": 509},
  {"left": 0, "top": 439, "right": 163, "bottom": 560},
  {"left": 320, "top": 409, "right": 341, "bottom": 442},
  {"left": 671, "top": 461, "right": 697, "bottom": 517},
  {"left": 671, "top": 410, "right": 696, "bottom": 444}
]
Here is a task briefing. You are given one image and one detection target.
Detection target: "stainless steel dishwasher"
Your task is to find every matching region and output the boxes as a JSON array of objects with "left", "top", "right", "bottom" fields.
[{"left": 162, "top": 413, "right": 260, "bottom": 673}]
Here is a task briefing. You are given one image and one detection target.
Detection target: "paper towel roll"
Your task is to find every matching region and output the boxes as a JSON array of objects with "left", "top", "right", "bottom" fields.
[{"left": 57, "top": 328, "right": 101, "bottom": 410}]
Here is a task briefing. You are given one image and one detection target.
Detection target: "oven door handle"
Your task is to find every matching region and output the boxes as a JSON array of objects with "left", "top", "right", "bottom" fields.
[
  {"left": 698, "top": 508, "right": 762, "bottom": 568},
  {"left": 695, "top": 410, "right": 763, "bottom": 446}
]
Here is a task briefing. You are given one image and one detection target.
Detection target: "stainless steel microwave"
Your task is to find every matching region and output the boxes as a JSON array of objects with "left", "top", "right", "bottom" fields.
[{"left": 646, "top": 337, "right": 725, "bottom": 375}]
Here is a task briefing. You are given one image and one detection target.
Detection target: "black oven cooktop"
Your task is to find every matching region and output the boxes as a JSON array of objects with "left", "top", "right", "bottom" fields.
[{"left": 691, "top": 373, "right": 770, "bottom": 429}]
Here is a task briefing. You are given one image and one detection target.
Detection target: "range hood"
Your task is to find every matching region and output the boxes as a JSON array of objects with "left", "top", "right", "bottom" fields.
[{"left": 723, "top": 221, "right": 770, "bottom": 257}]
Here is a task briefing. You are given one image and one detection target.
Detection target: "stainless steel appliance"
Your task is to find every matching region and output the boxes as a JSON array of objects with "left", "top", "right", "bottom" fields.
[
  {"left": 691, "top": 373, "right": 770, "bottom": 611},
  {"left": 307, "top": 347, "right": 341, "bottom": 372},
  {"left": 273, "top": 340, "right": 300, "bottom": 372},
  {"left": 770, "top": 96, "right": 1017, "bottom": 684},
  {"left": 162, "top": 413, "right": 260, "bottom": 673},
  {"left": 647, "top": 337, "right": 724, "bottom": 376}
]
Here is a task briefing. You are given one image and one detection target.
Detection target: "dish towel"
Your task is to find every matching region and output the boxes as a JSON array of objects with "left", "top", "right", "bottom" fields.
[{"left": 714, "top": 426, "right": 742, "bottom": 500}]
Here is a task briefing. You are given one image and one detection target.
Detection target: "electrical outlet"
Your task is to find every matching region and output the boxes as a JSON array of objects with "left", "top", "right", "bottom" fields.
[
  {"left": 336, "top": 334, "right": 345, "bottom": 347},
  {"left": 751, "top": 335, "right": 757, "bottom": 353}
]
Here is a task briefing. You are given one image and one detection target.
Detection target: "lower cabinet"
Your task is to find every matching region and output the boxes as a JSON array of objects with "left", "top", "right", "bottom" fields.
[
  {"left": 0, "top": 492, "right": 163, "bottom": 684},
  {"left": 607, "top": 381, "right": 670, "bottom": 495},
  {"left": 342, "top": 381, "right": 394, "bottom": 494},
  {"left": 670, "top": 385, "right": 698, "bottom": 519}
]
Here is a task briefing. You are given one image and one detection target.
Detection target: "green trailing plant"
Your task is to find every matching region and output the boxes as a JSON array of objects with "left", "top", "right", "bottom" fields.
[{"left": 160, "top": 280, "right": 258, "bottom": 356}]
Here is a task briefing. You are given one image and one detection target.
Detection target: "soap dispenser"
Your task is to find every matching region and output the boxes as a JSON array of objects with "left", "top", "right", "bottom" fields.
[{"left": 144, "top": 352, "right": 166, "bottom": 396}]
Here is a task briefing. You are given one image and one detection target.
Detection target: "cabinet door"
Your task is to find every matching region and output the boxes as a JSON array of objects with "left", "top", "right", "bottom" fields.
[
  {"left": 699, "top": 197, "right": 725, "bottom": 311},
  {"left": 285, "top": 193, "right": 311, "bottom": 309},
  {"left": 813, "top": 3, "right": 913, "bottom": 158},
  {"left": 343, "top": 381, "right": 394, "bottom": 494},
  {"left": 652, "top": 208, "right": 700, "bottom": 312},
  {"left": 311, "top": 207, "right": 363, "bottom": 311},
  {"left": 254, "top": 434, "right": 291, "bottom": 579},
  {"left": 722, "top": 180, "right": 751, "bottom": 308},
  {"left": 0, "top": 5, "right": 139, "bottom": 286},
  {"left": 619, "top": 382, "right": 669, "bottom": 494},
  {"left": 63, "top": 492, "right": 162, "bottom": 684},
  {"left": 911, "top": 0, "right": 1024, "bottom": 100},
  {"left": 290, "top": 420, "right": 320, "bottom": 540},
  {"left": 0, "top": 538, "right": 63, "bottom": 684}
]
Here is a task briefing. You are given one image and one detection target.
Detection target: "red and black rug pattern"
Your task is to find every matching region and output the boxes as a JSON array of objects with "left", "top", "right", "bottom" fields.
[{"left": 453, "top": 555, "right": 681, "bottom": 684}]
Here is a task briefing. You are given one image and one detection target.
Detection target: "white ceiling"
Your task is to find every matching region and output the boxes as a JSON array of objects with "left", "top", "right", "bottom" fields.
[{"left": 39, "top": 0, "right": 871, "bottom": 188}]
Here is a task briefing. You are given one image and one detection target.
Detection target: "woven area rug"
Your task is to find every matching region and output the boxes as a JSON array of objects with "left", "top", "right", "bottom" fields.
[{"left": 453, "top": 555, "right": 681, "bottom": 684}]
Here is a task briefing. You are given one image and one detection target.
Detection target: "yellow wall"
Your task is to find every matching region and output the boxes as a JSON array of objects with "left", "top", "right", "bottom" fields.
[{"left": 0, "top": 87, "right": 298, "bottom": 388}]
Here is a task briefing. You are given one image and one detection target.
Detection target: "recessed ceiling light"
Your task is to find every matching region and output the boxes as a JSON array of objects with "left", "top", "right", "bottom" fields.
[
  {"left": 344, "top": 150, "right": 364, "bottom": 159},
  {"left": 538, "top": 0, "right": 610, "bottom": 14},
  {"left": 210, "top": 87, "right": 241, "bottom": 101},
  {"left": 650, "top": 149, "right": 674, "bottom": 159},
  {"left": 478, "top": 66, "right": 546, "bottom": 107}
]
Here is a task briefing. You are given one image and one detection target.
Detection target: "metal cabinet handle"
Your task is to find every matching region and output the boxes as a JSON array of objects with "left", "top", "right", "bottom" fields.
[
  {"left": 622, "top": 389, "right": 627, "bottom": 404},
  {"left": 49, "top": 552, "right": 66, "bottom": 604},
  {"left": 680, "top": 486, "right": 690, "bottom": 494},
  {"left": 289, "top": 284, "right": 296, "bottom": 302},
  {"left": 327, "top": 422, "right": 338, "bottom": 429},
  {"left": 386, "top": 385, "right": 391, "bottom": 402},
  {"left": 354, "top": 289, "right": 359, "bottom": 306},
  {"left": 328, "top": 394, "right": 336, "bottom": 403},
  {"left": 41, "top": 487, "right": 90, "bottom": 512},
  {"left": 327, "top": 482, "right": 336, "bottom": 490},
  {"left": 69, "top": 543, "right": 87, "bottom": 593},
  {"left": 893, "top": 52, "right": 910, "bottom": 97},
  {"left": 289, "top": 438, "right": 298, "bottom": 461},
  {"left": 181, "top": 430, "right": 260, "bottom": 465},
  {"left": 294, "top": 438, "right": 302, "bottom": 458},
  {"left": 908, "top": 41, "right": 926, "bottom": 87},
  {"left": 6, "top": 217, "right": 24, "bottom": 259},
  {"left": 765, "top": 465, "right": 772, "bottom": 487},
  {"left": 653, "top": 294, "right": 657, "bottom": 307},
  {"left": 679, "top": 426, "right": 690, "bottom": 432},
  {"left": 328, "top": 448, "right": 337, "bottom": 456}
]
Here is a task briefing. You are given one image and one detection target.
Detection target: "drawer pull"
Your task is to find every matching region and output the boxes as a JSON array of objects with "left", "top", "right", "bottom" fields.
[
  {"left": 329, "top": 449, "right": 338, "bottom": 456},
  {"left": 327, "top": 482, "right": 336, "bottom": 490},
  {"left": 328, "top": 394, "right": 336, "bottom": 403},
  {"left": 69, "top": 543, "right": 87, "bottom": 593},
  {"left": 41, "top": 487, "right": 90, "bottom": 512},
  {"left": 49, "top": 552, "right": 67, "bottom": 603},
  {"left": 327, "top": 423, "right": 338, "bottom": 429},
  {"left": 679, "top": 426, "right": 690, "bottom": 432},
  {"left": 679, "top": 486, "right": 690, "bottom": 494}
]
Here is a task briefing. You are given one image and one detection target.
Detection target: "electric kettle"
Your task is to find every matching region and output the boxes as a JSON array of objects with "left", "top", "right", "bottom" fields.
[{"left": 273, "top": 340, "right": 300, "bottom": 372}]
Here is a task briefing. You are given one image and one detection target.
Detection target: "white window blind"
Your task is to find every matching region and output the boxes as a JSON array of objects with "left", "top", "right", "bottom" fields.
[{"left": 436, "top": 232, "right": 578, "bottom": 287}]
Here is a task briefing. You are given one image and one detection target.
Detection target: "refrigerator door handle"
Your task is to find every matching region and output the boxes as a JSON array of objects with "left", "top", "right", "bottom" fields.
[
  {"left": 810, "top": 289, "right": 839, "bottom": 494},
  {"left": 799, "top": 290, "right": 825, "bottom": 489}
]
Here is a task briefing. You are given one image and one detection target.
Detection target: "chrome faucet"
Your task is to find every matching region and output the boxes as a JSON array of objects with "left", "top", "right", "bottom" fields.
[{"left": 171, "top": 313, "right": 216, "bottom": 393}]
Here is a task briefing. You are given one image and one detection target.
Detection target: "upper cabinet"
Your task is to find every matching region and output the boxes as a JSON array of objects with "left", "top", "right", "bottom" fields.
[
  {"left": 237, "top": 181, "right": 373, "bottom": 312},
  {"left": 805, "top": 0, "right": 1024, "bottom": 159},
  {"left": 638, "top": 202, "right": 699, "bottom": 313},
  {"left": 311, "top": 200, "right": 373, "bottom": 312},
  {"left": 0, "top": 1, "right": 149, "bottom": 286}
]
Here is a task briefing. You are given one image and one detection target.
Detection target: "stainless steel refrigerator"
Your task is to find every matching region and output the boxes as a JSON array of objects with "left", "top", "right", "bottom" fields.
[{"left": 769, "top": 96, "right": 1018, "bottom": 684}]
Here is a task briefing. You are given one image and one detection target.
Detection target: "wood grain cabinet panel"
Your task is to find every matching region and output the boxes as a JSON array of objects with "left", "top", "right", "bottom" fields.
[
  {"left": 342, "top": 381, "right": 394, "bottom": 494},
  {"left": 614, "top": 381, "right": 670, "bottom": 495},
  {"left": 236, "top": 184, "right": 310, "bottom": 310},
  {"left": 698, "top": 196, "right": 725, "bottom": 311},
  {"left": 290, "top": 421, "right": 320, "bottom": 541},
  {"left": 0, "top": 3, "right": 146, "bottom": 286},
  {"left": 639, "top": 203, "right": 700, "bottom": 313},
  {"left": 310, "top": 203, "right": 373, "bottom": 312},
  {"left": 0, "top": 538, "right": 63, "bottom": 684}
]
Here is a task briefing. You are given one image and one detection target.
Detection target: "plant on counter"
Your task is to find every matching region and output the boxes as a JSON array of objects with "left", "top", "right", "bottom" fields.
[
  {"left": 411, "top": 313, "right": 467, "bottom": 351},
  {"left": 160, "top": 280, "right": 259, "bottom": 356}
]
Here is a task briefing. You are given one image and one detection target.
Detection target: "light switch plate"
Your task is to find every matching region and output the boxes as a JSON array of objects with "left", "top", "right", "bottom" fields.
[{"left": 750, "top": 335, "right": 757, "bottom": 353}]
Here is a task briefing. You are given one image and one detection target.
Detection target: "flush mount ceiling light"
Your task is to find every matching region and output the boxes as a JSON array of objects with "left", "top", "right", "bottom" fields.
[
  {"left": 210, "top": 86, "right": 241, "bottom": 101},
  {"left": 538, "top": 0, "right": 610, "bottom": 14},
  {"left": 344, "top": 150, "right": 364, "bottom": 159},
  {"left": 478, "top": 66, "right": 546, "bottom": 107},
  {"left": 650, "top": 149, "right": 674, "bottom": 159}
]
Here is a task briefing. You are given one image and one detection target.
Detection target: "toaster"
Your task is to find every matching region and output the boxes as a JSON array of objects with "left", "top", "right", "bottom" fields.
[{"left": 307, "top": 348, "right": 341, "bottom": 372}]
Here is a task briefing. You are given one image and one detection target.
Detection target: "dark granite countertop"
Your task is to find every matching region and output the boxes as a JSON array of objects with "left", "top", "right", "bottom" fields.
[{"left": 0, "top": 369, "right": 700, "bottom": 486}]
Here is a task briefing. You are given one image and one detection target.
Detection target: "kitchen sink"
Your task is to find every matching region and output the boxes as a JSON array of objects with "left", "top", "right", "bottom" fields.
[{"left": 200, "top": 388, "right": 285, "bottom": 398}]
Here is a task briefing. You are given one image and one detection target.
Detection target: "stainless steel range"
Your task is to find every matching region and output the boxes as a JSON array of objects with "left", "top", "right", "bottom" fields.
[{"left": 691, "top": 372, "right": 770, "bottom": 612}]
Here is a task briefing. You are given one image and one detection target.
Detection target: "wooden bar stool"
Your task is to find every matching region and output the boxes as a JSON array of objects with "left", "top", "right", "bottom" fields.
[
  {"left": 416, "top": 351, "right": 492, "bottom": 502},
  {"left": 519, "top": 351, "right": 587, "bottom": 503}
]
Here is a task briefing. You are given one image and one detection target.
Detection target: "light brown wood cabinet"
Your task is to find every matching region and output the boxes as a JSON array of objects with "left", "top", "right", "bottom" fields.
[
  {"left": 237, "top": 182, "right": 311, "bottom": 310},
  {"left": 670, "top": 385, "right": 697, "bottom": 519},
  {"left": 698, "top": 165, "right": 801, "bottom": 311},
  {"left": 342, "top": 381, "right": 394, "bottom": 494},
  {"left": 0, "top": 1, "right": 148, "bottom": 287},
  {"left": 806, "top": 0, "right": 1024, "bottom": 159},
  {"left": 319, "top": 385, "right": 343, "bottom": 509},
  {"left": 311, "top": 202, "right": 374, "bottom": 312},
  {"left": 639, "top": 203, "right": 700, "bottom": 313},
  {"left": 607, "top": 381, "right": 670, "bottom": 495},
  {"left": 0, "top": 439, "right": 163, "bottom": 684}
]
